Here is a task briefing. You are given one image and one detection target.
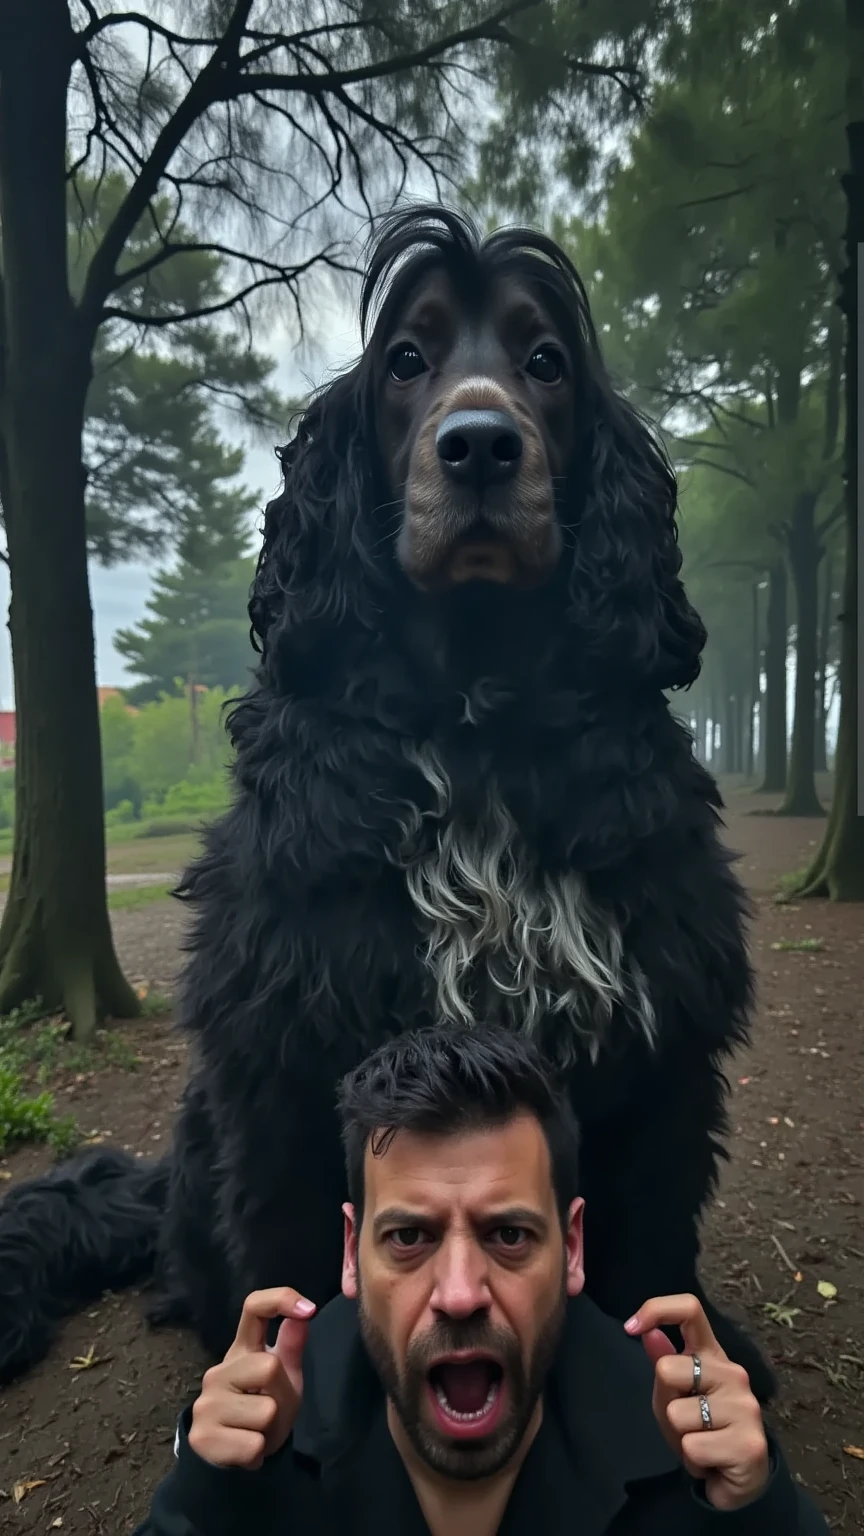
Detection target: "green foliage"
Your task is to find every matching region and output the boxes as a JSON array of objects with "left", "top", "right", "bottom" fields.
[
  {"left": 0, "top": 771, "right": 15, "bottom": 833},
  {"left": 70, "top": 175, "right": 284, "bottom": 567},
  {"left": 468, "top": 0, "right": 665, "bottom": 219},
  {"left": 100, "top": 689, "right": 234, "bottom": 819},
  {"left": 0, "top": 1002, "right": 80, "bottom": 1154},
  {"left": 535, "top": 0, "right": 846, "bottom": 781},
  {"left": 0, "top": 1069, "right": 65, "bottom": 1153},
  {"left": 117, "top": 557, "right": 257, "bottom": 703}
]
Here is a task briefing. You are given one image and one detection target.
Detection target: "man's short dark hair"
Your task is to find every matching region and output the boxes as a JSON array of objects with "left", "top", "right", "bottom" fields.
[{"left": 336, "top": 1024, "right": 580, "bottom": 1227}]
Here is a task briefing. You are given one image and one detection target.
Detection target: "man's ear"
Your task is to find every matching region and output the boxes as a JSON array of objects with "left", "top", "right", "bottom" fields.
[
  {"left": 342, "top": 1201, "right": 359, "bottom": 1299},
  {"left": 565, "top": 1197, "right": 585, "bottom": 1298}
]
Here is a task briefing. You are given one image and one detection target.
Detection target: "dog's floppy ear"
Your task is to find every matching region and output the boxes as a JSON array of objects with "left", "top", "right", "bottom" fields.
[
  {"left": 571, "top": 388, "right": 706, "bottom": 690},
  {"left": 249, "top": 368, "right": 381, "bottom": 661}
]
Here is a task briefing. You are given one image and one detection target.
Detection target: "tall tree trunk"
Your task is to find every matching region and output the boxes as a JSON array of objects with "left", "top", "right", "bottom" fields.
[
  {"left": 746, "top": 580, "right": 761, "bottom": 780},
  {"left": 796, "top": 18, "right": 864, "bottom": 898},
  {"left": 814, "top": 555, "right": 833, "bottom": 774},
  {"left": 0, "top": 3, "right": 139, "bottom": 1036},
  {"left": 695, "top": 702, "right": 706, "bottom": 764},
  {"left": 735, "top": 687, "right": 745, "bottom": 775},
  {"left": 758, "top": 560, "right": 788, "bottom": 792},
  {"left": 723, "top": 690, "right": 736, "bottom": 776},
  {"left": 780, "top": 495, "right": 825, "bottom": 815}
]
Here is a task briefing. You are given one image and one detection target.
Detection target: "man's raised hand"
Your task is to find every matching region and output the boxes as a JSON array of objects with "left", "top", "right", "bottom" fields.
[
  {"left": 188, "top": 1288, "right": 316, "bottom": 1471},
  {"left": 625, "top": 1294, "right": 770, "bottom": 1511}
]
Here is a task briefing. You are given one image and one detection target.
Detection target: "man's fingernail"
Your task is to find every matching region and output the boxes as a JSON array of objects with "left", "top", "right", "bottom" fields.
[
  {"left": 295, "top": 1298, "right": 316, "bottom": 1316},
  {"left": 624, "top": 1316, "right": 639, "bottom": 1333}
]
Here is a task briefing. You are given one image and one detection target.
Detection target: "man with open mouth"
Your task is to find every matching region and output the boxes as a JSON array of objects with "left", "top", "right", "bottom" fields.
[{"left": 136, "top": 1026, "right": 828, "bottom": 1535}]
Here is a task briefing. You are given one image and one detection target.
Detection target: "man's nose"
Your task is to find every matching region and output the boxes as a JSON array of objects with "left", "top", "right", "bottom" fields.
[
  {"left": 429, "top": 1237, "right": 492, "bottom": 1318},
  {"left": 436, "top": 409, "right": 523, "bottom": 489}
]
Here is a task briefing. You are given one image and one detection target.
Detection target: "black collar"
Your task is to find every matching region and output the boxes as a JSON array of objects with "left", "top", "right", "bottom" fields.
[{"left": 293, "top": 1294, "right": 680, "bottom": 1535}]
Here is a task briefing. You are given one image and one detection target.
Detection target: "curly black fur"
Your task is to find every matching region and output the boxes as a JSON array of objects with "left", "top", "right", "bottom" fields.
[
  {"left": 0, "top": 1149, "right": 168, "bottom": 1383},
  {"left": 0, "top": 206, "right": 773, "bottom": 1399}
]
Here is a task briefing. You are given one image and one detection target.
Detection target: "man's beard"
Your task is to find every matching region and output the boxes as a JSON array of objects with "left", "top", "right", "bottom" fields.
[{"left": 357, "top": 1270, "right": 567, "bottom": 1481}]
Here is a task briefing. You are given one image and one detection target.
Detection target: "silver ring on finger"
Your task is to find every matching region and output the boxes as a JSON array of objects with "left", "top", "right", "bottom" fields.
[
  {"left": 690, "top": 1354, "right": 702, "bottom": 1396},
  {"left": 698, "top": 1394, "right": 713, "bottom": 1430}
]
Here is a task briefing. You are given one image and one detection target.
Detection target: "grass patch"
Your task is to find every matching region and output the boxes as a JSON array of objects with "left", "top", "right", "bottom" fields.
[
  {"left": 105, "top": 828, "right": 201, "bottom": 869},
  {"left": 139, "top": 988, "right": 173, "bottom": 1019},
  {"left": 107, "top": 881, "right": 173, "bottom": 912},
  {"left": 770, "top": 937, "right": 825, "bottom": 953},
  {"left": 0, "top": 997, "right": 144, "bottom": 1155},
  {"left": 775, "top": 867, "right": 808, "bottom": 901},
  {"left": 0, "top": 1067, "right": 80, "bottom": 1155}
]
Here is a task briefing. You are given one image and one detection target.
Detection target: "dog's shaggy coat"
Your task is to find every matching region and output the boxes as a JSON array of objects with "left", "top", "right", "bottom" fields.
[{"left": 0, "top": 207, "right": 771, "bottom": 1399}]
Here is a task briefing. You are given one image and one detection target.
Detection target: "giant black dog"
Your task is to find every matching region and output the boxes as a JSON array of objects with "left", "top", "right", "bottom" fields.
[{"left": 0, "top": 206, "right": 772, "bottom": 1400}]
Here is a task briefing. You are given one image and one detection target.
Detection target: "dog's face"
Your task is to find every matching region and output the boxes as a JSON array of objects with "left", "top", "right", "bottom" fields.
[
  {"left": 250, "top": 208, "right": 706, "bottom": 696},
  {"left": 375, "top": 267, "right": 578, "bottom": 592}
]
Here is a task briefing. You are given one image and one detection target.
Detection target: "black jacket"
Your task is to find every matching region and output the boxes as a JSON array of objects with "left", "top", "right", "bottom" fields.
[{"left": 135, "top": 1294, "right": 827, "bottom": 1535}]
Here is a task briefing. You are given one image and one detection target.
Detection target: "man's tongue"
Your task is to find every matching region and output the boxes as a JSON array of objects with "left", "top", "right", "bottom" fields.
[{"left": 435, "top": 1361, "right": 495, "bottom": 1415}]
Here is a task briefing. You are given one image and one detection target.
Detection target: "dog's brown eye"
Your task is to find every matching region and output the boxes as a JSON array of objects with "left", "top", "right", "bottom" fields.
[
  {"left": 526, "top": 347, "right": 563, "bottom": 383},
  {"left": 388, "top": 344, "right": 426, "bottom": 382}
]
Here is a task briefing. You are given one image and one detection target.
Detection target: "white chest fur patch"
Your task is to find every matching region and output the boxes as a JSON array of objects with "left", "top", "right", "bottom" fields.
[{"left": 400, "top": 746, "right": 655, "bottom": 1061}]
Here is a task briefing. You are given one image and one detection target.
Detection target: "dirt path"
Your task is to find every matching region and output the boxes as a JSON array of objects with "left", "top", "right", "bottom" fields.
[{"left": 0, "top": 799, "right": 861, "bottom": 1532}]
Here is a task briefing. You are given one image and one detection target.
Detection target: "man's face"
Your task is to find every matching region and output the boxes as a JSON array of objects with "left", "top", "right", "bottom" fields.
[{"left": 342, "top": 1114, "right": 584, "bottom": 1481}]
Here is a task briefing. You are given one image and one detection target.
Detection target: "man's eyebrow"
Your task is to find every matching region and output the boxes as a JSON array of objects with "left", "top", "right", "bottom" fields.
[
  {"left": 372, "top": 1207, "right": 431, "bottom": 1237},
  {"left": 484, "top": 1206, "right": 549, "bottom": 1233}
]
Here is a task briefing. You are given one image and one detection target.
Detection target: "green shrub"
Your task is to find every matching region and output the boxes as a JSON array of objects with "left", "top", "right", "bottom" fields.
[
  {"left": 135, "top": 816, "right": 207, "bottom": 838},
  {"left": 106, "top": 798, "right": 138, "bottom": 826},
  {"left": 0, "top": 1065, "right": 78, "bottom": 1154},
  {"left": 141, "top": 771, "right": 229, "bottom": 821}
]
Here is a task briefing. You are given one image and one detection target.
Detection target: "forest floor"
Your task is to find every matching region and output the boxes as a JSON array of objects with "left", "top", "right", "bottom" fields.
[{"left": 0, "top": 789, "right": 862, "bottom": 1533}]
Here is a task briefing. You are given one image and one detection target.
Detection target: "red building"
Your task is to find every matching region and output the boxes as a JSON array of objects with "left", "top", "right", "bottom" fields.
[{"left": 0, "top": 710, "right": 14, "bottom": 770}]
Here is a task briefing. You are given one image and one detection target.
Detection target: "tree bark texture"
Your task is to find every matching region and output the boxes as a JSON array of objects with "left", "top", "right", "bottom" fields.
[
  {"left": 780, "top": 494, "right": 825, "bottom": 816},
  {"left": 797, "top": 75, "right": 864, "bottom": 896},
  {"left": 815, "top": 556, "right": 833, "bottom": 774},
  {"left": 0, "top": 2, "right": 140, "bottom": 1034}
]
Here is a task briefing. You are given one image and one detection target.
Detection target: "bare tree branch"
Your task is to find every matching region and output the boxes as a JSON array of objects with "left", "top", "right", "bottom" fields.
[
  {"left": 77, "top": 10, "right": 223, "bottom": 51},
  {"left": 102, "top": 248, "right": 357, "bottom": 330},
  {"left": 676, "top": 456, "right": 756, "bottom": 487},
  {"left": 677, "top": 184, "right": 757, "bottom": 211},
  {"left": 79, "top": 0, "right": 257, "bottom": 325}
]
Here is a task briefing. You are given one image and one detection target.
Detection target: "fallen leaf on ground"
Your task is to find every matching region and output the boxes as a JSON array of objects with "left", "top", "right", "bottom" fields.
[
  {"left": 738, "top": 1077, "right": 751, "bottom": 1086},
  {"left": 817, "top": 1281, "right": 838, "bottom": 1301},
  {"left": 763, "top": 1301, "right": 801, "bottom": 1328},
  {"left": 69, "top": 1345, "right": 111, "bottom": 1371},
  {"left": 770, "top": 938, "right": 824, "bottom": 953},
  {"left": 843, "top": 1445, "right": 864, "bottom": 1461},
  {"left": 12, "top": 1480, "right": 46, "bottom": 1504}
]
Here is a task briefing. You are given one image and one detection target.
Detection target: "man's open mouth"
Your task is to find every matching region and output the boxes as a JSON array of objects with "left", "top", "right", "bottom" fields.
[{"left": 426, "top": 1356, "right": 505, "bottom": 1438}]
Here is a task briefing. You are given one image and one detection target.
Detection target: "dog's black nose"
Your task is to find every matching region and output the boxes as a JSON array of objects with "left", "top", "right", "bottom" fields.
[{"left": 436, "top": 409, "right": 523, "bottom": 487}]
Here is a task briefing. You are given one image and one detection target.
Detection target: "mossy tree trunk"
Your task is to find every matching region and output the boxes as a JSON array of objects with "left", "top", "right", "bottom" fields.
[
  {"left": 0, "top": 2, "right": 139, "bottom": 1036},
  {"left": 794, "top": 4, "right": 864, "bottom": 899}
]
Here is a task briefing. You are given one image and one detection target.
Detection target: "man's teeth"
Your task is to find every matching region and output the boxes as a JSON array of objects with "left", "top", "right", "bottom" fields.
[{"left": 434, "top": 1379, "right": 500, "bottom": 1422}]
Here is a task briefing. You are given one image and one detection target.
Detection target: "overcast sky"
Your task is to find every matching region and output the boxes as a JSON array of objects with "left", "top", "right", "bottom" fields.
[{"left": 0, "top": 290, "right": 363, "bottom": 706}]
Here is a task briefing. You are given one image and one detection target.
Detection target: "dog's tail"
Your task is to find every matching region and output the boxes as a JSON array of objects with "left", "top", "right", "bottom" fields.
[{"left": 0, "top": 1146, "right": 169, "bottom": 1384}]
